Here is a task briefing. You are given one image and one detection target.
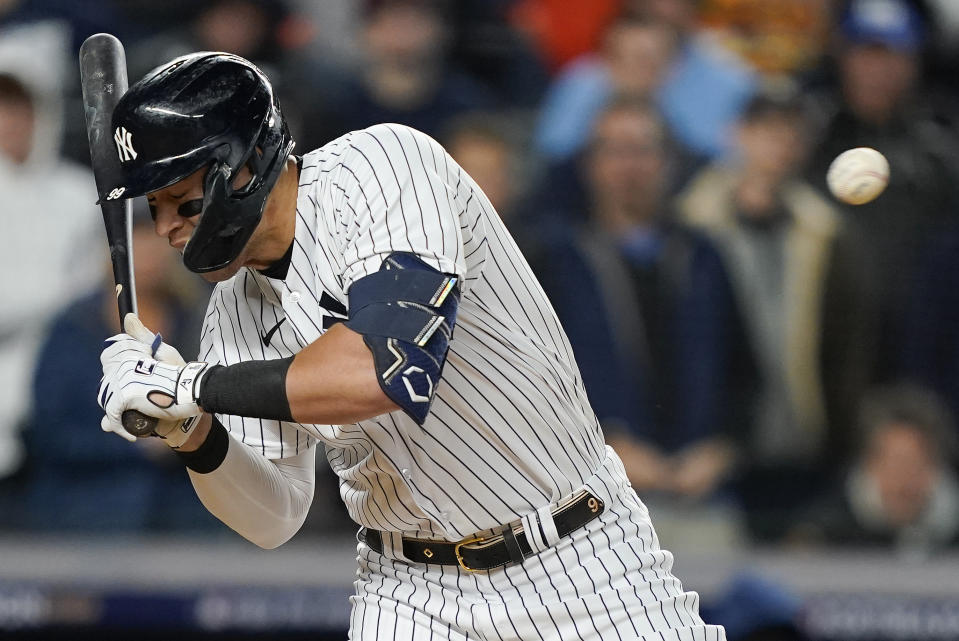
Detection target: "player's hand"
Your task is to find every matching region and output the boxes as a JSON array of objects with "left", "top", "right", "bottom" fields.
[
  {"left": 98, "top": 315, "right": 204, "bottom": 448},
  {"left": 98, "top": 355, "right": 210, "bottom": 448},
  {"left": 123, "top": 313, "right": 186, "bottom": 366},
  {"left": 98, "top": 314, "right": 186, "bottom": 379},
  {"left": 97, "top": 313, "right": 186, "bottom": 442},
  {"left": 97, "top": 332, "right": 159, "bottom": 442},
  {"left": 606, "top": 432, "right": 670, "bottom": 492},
  {"left": 668, "top": 438, "right": 736, "bottom": 500}
]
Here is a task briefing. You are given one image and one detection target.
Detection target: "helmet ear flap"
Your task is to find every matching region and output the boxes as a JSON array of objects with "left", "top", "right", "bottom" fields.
[
  {"left": 203, "top": 162, "right": 229, "bottom": 209},
  {"left": 247, "top": 108, "right": 284, "bottom": 185},
  {"left": 183, "top": 163, "right": 257, "bottom": 272}
]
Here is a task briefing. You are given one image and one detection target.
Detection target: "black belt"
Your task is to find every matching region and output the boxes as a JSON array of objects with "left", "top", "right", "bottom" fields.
[{"left": 360, "top": 490, "right": 605, "bottom": 572}]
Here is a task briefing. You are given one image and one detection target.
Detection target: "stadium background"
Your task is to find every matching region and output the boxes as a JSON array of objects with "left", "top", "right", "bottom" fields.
[{"left": 2, "top": 0, "right": 959, "bottom": 638}]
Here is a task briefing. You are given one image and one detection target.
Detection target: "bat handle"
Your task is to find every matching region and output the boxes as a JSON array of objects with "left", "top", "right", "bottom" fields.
[{"left": 122, "top": 410, "right": 159, "bottom": 438}]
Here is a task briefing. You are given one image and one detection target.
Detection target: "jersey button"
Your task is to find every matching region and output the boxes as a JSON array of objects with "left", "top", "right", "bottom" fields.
[{"left": 288, "top": 291, "right": 301, "bottom": 303}]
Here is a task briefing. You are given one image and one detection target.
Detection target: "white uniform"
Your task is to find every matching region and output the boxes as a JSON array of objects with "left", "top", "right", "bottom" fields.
[{"left": 198, "top": 123, "right": 724, "bottom": 641}]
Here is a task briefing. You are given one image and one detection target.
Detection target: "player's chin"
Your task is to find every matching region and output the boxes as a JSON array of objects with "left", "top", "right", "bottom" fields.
[{"left": 194, "top": 261, "right": 243, "bottom": 283}]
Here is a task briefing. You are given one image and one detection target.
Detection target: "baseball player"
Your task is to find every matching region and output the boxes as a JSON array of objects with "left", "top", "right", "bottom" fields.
[{"left": 97, "top": 53, "right": 725, "bottom": 641}]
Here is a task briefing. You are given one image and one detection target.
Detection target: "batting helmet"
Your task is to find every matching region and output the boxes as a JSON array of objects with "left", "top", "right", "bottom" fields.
[{"left": 107, "top": 52, "right": 294, "bottom": 273}]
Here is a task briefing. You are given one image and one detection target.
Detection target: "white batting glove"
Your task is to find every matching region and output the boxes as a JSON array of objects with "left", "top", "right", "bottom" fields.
[
  {"left": 97, "top": 314, "right": 202, "bottom": 448},
  {"left": 98, "top": 334, "right": 156, "bottom": 442},
  {"left": 97, "top": 356, "right": 211, "bottom": 447},
  {"left": 123, "top": 313, "right": 186, "bottom": 367}
]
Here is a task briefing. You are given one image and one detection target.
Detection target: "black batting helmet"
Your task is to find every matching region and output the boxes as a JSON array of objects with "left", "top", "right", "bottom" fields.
[{"left": 107, "top": 52, "right": 294, "bottom": 273}]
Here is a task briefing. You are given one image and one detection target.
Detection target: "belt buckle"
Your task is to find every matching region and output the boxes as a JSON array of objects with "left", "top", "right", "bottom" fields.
[{"left": 454, "top": 536, "right": 485, "bottom": 572}]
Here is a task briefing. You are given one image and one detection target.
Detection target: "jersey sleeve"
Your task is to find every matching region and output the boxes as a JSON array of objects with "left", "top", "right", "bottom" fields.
[{"left": 329, "top": 124, "right": 470, "bottom": 292}]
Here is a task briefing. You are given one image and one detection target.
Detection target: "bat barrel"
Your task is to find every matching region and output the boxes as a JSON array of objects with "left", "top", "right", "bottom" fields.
[
  {"left": 80, "top": 34, "right": 156, "bottom": 437},
  {"left": 79, "top": 33, "right": 136, "bottom": 322},
  {"left": 79, "top": 34, "right": 130, "bottom": 197}
]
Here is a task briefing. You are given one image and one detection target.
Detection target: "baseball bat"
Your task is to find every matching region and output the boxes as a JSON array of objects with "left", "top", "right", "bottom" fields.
[{"left": 79, "top": 33, "right": 158, "bottom": 438}]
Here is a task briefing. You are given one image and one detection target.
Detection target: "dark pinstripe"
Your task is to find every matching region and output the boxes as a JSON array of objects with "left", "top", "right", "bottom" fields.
[
  {"left": 198, "top": 123, "right": 604, "bottom": 535},
  {"left": 195, "top": 124, "right": 723, "bottom": 640},
  {"left": 350, "top": 454, "right": 723, "bottom": 640}
]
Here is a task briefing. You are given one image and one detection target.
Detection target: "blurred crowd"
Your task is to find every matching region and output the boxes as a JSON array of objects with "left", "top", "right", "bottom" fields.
[{"left": 2, "top": 0, "right": 959, "bottom": 581}]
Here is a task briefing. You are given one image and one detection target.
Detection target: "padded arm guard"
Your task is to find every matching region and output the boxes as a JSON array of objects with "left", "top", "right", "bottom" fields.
[{"left": 345, "top": 253, "right": 460, "bottom": 424}]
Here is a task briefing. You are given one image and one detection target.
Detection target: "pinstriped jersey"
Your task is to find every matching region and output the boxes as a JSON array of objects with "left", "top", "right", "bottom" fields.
[{"left": 199, "top": 123, "right": 606, "bottom": 540}]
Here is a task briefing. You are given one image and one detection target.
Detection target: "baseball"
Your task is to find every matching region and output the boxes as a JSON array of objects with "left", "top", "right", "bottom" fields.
[{"left": 826, "top": 147, "right": 889, "bottom": 205}]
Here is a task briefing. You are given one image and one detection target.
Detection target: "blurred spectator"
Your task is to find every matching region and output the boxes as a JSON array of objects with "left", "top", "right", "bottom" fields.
[
  {"left": 287, "top": 0, "right": 363, "bottom": 69},
  {"left": 901, "top": 222, "right": 959, "bottom": 424},
  {"left": 704, "top": 573, "right": 806, "bottom": 641},
  {"left": 0, "top": 0, "right": 136, "bottom": 54},
  {"left": 806, "top": 0, "right": 959, "bottom": 382},
  {"left": 22, "top": 211, "right": 220, "bottom": 532},
  {"left": 921, "top": 0, "right": 959, "bottom": 103},
  {"left": 537, "top": 97, "right": 744, "bottom": 500},
  {"left": 928, "top": 0, "right": 959, "bottom": 56},
  {"left": 0, "top": 23, "right": 101, "bottom": 483},
  {"left": 0, "top": 1, "right": 149, "bottom": 166},
  {"left": 443, "top": 112, "right": 555, "bottom": 280},
  {"left": 509, "top": 0, "right": 622, "bottom": 73},
  {"left": 126, "top": 0, "right": 296, "bottom": 79},
  {"left": 535, "top": 8, "right": 756, "bottom": 162},
  {"left": 328, "top": 0, "right": 495, "bottom": 140},
  {"left": 632, "top": 0, "right": 759, "bottom": 159},
  {"left": 534, "top": 15, "right": 678, "bottom": 161},
  {"left": 795, "top": 385, "right": 959, "bottom": 556},
  {"left": 698, "top": 0, "right": 833, "bottom": 75},
  {"left": 528, "top": 13, "right": 707, "bottom": 230},
  {"left": 446, "top": 1, "right": 549, "bottom": 107},
  {"left": 676, "top": 83, "right": 874, "bottom": 539},
  {"left": 444, "top": 114, "right": 522, "bottom": 218},
  {"left": 124, "top": 0, "right": 343, "bottom": 157},
  {"left": 626, "top": 0, "right": 701, "bottom": 30}
]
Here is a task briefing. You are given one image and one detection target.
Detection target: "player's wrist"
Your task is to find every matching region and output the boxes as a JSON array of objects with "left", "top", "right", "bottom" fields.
[
  {"left": 167, "top": 412, "right": 212, "bottom": 451},
  {"left": 197, "top": 357, "right": 295, "bottom": 422},
  {"left": 173, "top": 414, "right": 229, "bottom": 473},
  {"left": 150, "top": 362, "right": 212, "bottom": 448},
  {"left": 155, "top": 414, "right": 202, "bottom": 449},
  {"left": 175, "top": 361, "right": 213, "bottom": 405}
]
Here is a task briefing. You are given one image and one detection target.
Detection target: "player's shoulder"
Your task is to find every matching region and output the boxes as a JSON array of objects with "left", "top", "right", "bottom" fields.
[
  {"left": 357, "top": 122, "right": 437, "bottom": 144},
  {"left": 332, "top": 123, "right": 441, "bottom": 163},
  {"left": 301, "top": 124, "right": 446, "bottom": 195}
]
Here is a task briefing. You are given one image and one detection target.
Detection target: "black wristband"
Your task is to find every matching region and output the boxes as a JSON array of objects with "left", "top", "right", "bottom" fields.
[
  {"left": 175, "top": 416, "right": 230, "bottom": 474},
  {"left": 198, "top": 357, "right": 295, "bottom": 422}
]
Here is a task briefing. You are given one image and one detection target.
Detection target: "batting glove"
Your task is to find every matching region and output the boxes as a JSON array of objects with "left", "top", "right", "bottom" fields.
[
  {"left": 123, "top": 313, "right": 186, "bottom": 367},
  {"left": 97, "top": 314, "right": 203, "bottom": 448},
  {"left": 98, "top": 356, "right": 211, "bottom": 448}
]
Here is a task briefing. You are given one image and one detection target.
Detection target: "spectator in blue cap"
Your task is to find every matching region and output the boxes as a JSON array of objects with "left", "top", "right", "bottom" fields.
[
  {"left": 805, "top": 0, "right": 959, "bottom": 386},
  {"left": 841, "top": 0, "right": 925, "bottom": 53}
]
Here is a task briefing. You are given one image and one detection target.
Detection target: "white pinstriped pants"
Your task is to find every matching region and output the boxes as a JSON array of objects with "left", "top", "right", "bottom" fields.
[{"left": 349, "top": 448, "right": 726, "bottom": 641}]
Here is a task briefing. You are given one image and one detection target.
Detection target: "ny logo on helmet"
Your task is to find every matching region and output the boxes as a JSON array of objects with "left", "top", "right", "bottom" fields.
[{"left": 114, "top": 126, "right": 137, "bottom": 161}]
